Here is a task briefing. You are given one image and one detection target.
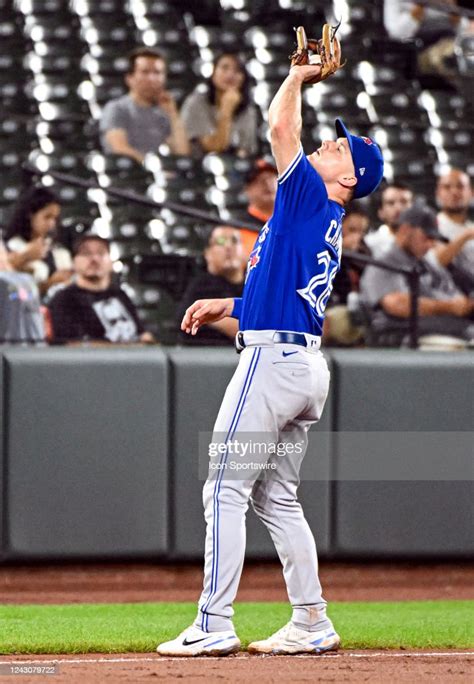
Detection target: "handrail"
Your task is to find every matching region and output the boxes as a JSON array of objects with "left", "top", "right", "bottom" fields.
[
  {"left": 22, "top": 164, "right": 422, "bottom": 348},
  {"left": 416, "top": 0, "right": 474, "bottom": 19},
  {"left": 342, "top": 249, "right": 421, "bottom": 349},
  {"left": 22, "top": 164, "right": 260, "bottom": 233}
]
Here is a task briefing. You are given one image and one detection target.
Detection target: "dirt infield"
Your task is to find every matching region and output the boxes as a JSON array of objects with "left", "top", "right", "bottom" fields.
[
  {"left": 1, "top": 562, "right": 473, "bottom": 682},
  {"left": 1, "top": 651, "right": 473, "bottom": 683},
  {"left": 1, "top": 560, "right": 473, "bottom": 603}
]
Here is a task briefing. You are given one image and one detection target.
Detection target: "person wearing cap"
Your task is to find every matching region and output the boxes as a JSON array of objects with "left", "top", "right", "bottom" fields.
[
  {"left": 360, "top": 204, "right": 474, "bottom": 346},
  {"left": 159, "top": 58, "right": 386, "bottom": 660},
  {"left": 48, "top": 234, "right": 154, "bottom": 345},
  {"left": 233, "top": 159, "right": 279, "bottom": 259}
]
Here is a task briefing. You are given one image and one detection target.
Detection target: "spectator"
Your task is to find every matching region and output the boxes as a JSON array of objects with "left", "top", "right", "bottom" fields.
[
  {"left": 432, "top": 168, "right": 474, "bottom": 293},
  {"left": 5, "top": 186, "right": 73, "bottom": 295},
  {"left": 324, "top": 205, "right": 370, "bottom": 346},
  {"left": 384, "top": 0, "right": 470, "bottom": 80},
  {"left": 238, "top": 158, "right": 278, "bottom": 258},
  {"left": 177, "top": 225, "right": 244, "bottom": 345},
  {"left": 48, "top": 234, "right": 154, "bottom": 345},
  {"left": 0, "top": 236, "right": 44, "bottom": 343},
  {"left": 361, "top": 205, "right": 474, "bottom": 346},
  {"left": 180, "top": 52, "right": 258, "bottom": 157},
  {"left": 100, "top": 47, "right": 189, "bottom": 162},
  {"left": 365, "top": 182, "right": 413, "bottom": 258}
]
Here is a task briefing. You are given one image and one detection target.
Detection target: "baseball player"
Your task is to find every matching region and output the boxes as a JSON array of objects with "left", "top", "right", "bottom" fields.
[{"left": 158, "top": 33, "right": 383, "bottom": 658}]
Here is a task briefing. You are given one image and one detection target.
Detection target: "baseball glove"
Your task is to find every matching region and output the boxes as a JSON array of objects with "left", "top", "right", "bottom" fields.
[{"left": 289, "top": 22, "right": 345, "bottom": 83}]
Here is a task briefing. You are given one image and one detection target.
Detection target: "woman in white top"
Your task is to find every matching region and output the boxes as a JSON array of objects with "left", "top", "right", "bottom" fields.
[
  {"left": 5, "top": 186, "right": 73, "bottom": 295},
  {"left": 181, "top": 52, "right": 258, "bottom": 157}
]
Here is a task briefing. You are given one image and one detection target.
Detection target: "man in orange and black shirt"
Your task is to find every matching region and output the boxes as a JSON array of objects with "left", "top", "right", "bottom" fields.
[{"left": 239, "top": 158, "right": 278, "bottom": 258}]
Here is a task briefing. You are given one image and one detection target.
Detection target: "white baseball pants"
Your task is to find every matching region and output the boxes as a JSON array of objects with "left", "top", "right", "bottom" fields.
[{"left": 195, "top": 334, "right": 331, "bottom": 633}]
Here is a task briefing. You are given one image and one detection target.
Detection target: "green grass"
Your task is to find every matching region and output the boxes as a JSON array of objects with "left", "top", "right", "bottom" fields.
[{"left": 0, "top": 601, "right": 472, "bottom": 654}]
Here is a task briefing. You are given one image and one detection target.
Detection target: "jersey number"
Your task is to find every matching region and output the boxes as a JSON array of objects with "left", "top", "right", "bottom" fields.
[{"left": 297, "top": 250, "right": 338, "bottom": 317}]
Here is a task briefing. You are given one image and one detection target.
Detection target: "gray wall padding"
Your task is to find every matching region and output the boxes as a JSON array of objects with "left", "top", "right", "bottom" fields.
[
  {"left": 0, "top": 353, "right": 3, "bottom": 561},
  {"left": 0, "top": 347, "right": 471, "bottom": 562},
  {"left": 3, "top": 348, "right": 169, "bottom": 560},
  {"left": 330, "top": 350, "right": 474, "bottom": 557}
]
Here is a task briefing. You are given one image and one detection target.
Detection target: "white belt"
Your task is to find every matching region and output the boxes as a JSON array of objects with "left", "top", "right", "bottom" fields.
[{"left": 236, "top": 330, "right": 321, "bottom": 353}]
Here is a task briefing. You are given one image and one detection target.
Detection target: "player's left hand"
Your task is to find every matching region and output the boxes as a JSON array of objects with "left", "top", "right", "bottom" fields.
[
  {"left": 181, "top": 298, "right": 234, "bottom": 336},
  {"left": 289, "top": 63, "right": 323, "bottom": 84},
  {"left": 290, "top": 24, "right": 344, "bottom": 84}
]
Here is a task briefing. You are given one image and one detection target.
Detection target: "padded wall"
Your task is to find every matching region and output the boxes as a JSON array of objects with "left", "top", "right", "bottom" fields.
[
  {"left": 0, "top": 347, "right": 471, "bottom": 562},
  {"left": 0, "top": 352, "right": 4, "bottom": 561},
  {"left": 3, "top": 347, "right": 169, "bottom": 560},
  {"left": 331, "top": 350, "right": 474, "bottom": 557}
]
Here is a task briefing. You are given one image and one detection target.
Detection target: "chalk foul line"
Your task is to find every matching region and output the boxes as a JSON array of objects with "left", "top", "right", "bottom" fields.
[{"left": 0, "top": 652, "right": 473, "bottom": 664}]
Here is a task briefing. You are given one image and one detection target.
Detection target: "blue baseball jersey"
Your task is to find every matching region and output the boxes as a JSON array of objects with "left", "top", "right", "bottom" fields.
[{"left": 236, "top": 147, "right": 345, "bottom": 336}]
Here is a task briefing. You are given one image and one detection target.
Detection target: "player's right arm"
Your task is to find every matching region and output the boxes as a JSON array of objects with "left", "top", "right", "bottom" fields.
[
  {"left": 268, "top": 66, "right": 321, "bottom": 175},
  {"left": 181, "top": 298, "right": 235, "bottom": 336}
]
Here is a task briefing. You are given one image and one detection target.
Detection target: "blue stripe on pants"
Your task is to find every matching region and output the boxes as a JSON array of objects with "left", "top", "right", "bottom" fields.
[{"left": 200, "top": 347, "right": 261, "bottom": 631}]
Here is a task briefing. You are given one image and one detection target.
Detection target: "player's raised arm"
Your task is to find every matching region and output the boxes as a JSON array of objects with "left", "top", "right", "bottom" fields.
[
  {"left": 269, "top": 24, "right": 343, "bottom": 175},
  {"left": 268, "top": 68, "right": 317, "bottom": 176}
]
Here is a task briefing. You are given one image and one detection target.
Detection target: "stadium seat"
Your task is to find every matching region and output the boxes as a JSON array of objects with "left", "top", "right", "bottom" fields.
[
  {"left": 124, "top": 252, "right": 196, "bottom": 297},
  {"left": 0, "top": 79, "right": 38, "bottom": 116},
  {"left": 149, "top": 182, "right": 210, "bottom": 213},
  {"left": 0, "top": 171, "right": 24, "bottom": 206},
  {"left": 0, "top": 119, "right": 37, "bottom": 154},
  {"left": 158, "top": 154, "right": 211, "bottom": 180},
  {"left": 49, "top": 184, "right": 101, "bottom": 227},
  {"left": 83, "top": 0, "right": 133, "bottom": 20},
  {"left": 423, "top": 91, "right": 474, "bottom": 130},
  {"left": 161, "top": 218, "right": 209, "bottom": 256},
  {"left": 36, "top": 118, "right": 100, "bottom": 152},
  {"left": 0, "top": 14, "right": 28, "bottom": 53},
  {"left": 96, "top": 155, "right": 156, "bottom": 194},
  {"left": 92, "top": 74, "right": 126, "bottom": 106},
  {"left": 0, "top": 0, "right": 467, "bottom": 277},
  {"left": 0, "top": 149, "right": 30, "bottom": 178},
  {"left": 369, "top": 88, "right": 430, "bottom": 128},
  {"left": 134, "top": 288, "right": 179, "bottom": 345},
  {"left": 19, "top": 0, "right": 64, "bottom": 12},
  {"left": 28, "top": 150, "right": 95, "bottom": 180}
]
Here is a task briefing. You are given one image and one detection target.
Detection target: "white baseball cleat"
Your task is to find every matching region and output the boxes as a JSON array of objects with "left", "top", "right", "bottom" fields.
[
  {"left": 156, "top": 624, "right": 241, "bottom": 657},
  {"left": 247, "top": 622, "right": 340, "bottom": 655}
]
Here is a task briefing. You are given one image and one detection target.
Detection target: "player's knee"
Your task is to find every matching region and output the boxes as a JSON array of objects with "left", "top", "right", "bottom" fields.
[{"left": 203, "top": 481, "right": 252, "bottom": 514}]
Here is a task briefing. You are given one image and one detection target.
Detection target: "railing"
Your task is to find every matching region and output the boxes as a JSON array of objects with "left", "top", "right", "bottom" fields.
[
  {"left": 416, "top": 0, "right": 474, "bottom": 19},
  {"left": 22, "top": 164, "right": 259, "bottom": 232},
  {"left": 21, "top": 164, "right": 422, "bottom": 348},
  {"left": 343, "top": 249, "right": 421, "bottom": 349}
]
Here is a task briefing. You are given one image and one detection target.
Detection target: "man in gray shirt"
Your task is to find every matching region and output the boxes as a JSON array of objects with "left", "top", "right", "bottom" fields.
[
  {"left": 100, "top": 47, "right": 189, "bottom": 162},
  {"left": 361, "top": 205, "right": 474, "bottom": 345}
]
